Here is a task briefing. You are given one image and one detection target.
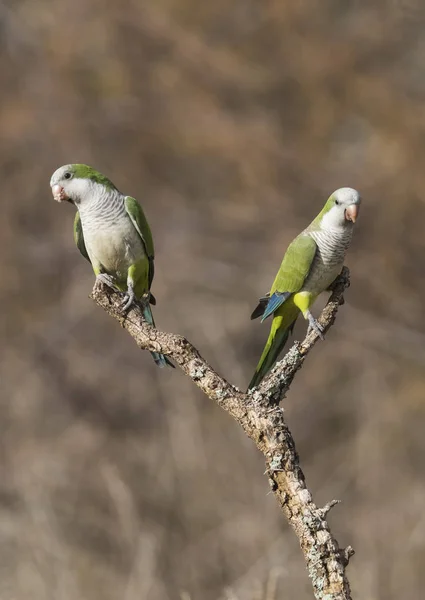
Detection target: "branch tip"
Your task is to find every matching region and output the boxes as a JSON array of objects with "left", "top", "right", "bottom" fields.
[
  {"left": 341, "top": 545, "right": 355, "bottom": 566},
  {"left": 317, "top": 499, "right": 341, "bottom": 520}
]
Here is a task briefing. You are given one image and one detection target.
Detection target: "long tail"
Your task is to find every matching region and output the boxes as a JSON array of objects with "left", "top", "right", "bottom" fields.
[
  {"left": 143, "top": 304, "right": 174, "bottom": 368},
  {"left": 248, "top": 306, "right": 299, "bottom": 390}
]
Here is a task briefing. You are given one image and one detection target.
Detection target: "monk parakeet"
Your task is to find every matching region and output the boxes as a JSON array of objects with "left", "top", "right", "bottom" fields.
[
  {"left": 248, "top": 187, "right": 361, "bottom": 390},
  {"left": 50, "top": 164, "right": 173, "bottom": 368}
]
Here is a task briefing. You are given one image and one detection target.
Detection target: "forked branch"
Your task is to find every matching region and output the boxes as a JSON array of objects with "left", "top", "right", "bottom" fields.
[{"left": 91, "top": 266, "right": 354, "bottom": 600}]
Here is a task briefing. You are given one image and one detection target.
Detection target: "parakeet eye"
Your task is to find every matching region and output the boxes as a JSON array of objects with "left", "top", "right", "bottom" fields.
[
  {"left": 64, "top": 172, "right": 72, "bottom": 180},
  {"left": 335, "top": 199, "right": 340, "bottom": 205}
]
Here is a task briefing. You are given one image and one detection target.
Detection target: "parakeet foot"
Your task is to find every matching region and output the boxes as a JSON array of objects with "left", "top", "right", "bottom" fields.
[
  {"left": 121, "top": 282, "right": 136, "bottom": 312},
  {"left": 96, "top": 273, "right": 119, "bottom": 291},
  {"left": 306, "top": 312, "right": 325, "bottom": 340}
]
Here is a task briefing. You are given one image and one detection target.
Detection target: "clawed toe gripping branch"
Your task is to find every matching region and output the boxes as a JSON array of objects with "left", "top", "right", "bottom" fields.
[{"left": 91, "top": 267, "right": 354, "bottom": 600}]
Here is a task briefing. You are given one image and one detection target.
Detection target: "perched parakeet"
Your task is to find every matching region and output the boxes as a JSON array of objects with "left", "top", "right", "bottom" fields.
[
  {"left": 50, "top": 163, "right": 173, "bottom": 368},
  {"left": 248, "top": 187, "right": 361, "bottom": 390}
]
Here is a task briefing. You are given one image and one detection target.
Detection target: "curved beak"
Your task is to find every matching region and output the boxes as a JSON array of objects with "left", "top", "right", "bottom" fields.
[
  {"left": 345, "top": 203, "right": 359, "bottom": 223},
  {"left": 51, "top": 184, "right": 69, "bottom": 203}
]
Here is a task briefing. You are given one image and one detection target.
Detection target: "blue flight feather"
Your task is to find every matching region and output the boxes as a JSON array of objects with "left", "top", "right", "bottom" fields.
[{"left": 260, "top": 291, "right": 292, "bottom": 322}]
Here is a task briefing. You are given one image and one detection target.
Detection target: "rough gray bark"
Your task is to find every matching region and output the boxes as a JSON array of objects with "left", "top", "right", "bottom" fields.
[{"left": 91, "top": 267, "right": 354, "bottom": 600}]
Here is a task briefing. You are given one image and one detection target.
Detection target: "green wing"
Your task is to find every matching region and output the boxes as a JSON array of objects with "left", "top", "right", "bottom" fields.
[
  {"left": 251, "top": 233, "right": 317, "bottom": 321},
  {"left": 73, "top": 211, "right": 90, "bottom": 262},
  {"left": 125, "top": 196, "right": 155, "bottom": 287},
  {"left": 271, "top": 233, "right": 317, "bottom": 293},
  {"left": 270, "top": 233, "right": 317, "bottom": 294}
]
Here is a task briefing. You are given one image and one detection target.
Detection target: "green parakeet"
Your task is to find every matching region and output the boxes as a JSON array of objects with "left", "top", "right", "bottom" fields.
[
  {"left": 248, "top": 187, "right": 361, "bottom": 390},
  {"left": 50, "top": 163, "right": 173, "bottom": 368}
]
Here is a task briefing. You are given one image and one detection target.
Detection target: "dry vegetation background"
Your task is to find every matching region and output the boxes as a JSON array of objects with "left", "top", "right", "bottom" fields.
[{"left": 1, "top": 1, "right": 425, "bottom": 598}]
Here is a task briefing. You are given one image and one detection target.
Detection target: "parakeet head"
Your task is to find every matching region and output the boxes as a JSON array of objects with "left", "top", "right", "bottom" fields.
[
  {"left": 318, "top": 187, "right": 361, "bottom": 230},
  {"left": 50, "top": 164, "right": 117, "bottom": 205}
]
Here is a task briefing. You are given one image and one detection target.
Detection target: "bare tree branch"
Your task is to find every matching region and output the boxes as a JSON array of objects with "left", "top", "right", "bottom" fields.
[{"left": 90, "top": 266, "right": 353, "bottom": 600}]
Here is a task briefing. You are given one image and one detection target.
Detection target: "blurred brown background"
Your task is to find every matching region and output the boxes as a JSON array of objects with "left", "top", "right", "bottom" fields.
[{"left": 1, "top": 1, "right": 425, "bottom": 598}]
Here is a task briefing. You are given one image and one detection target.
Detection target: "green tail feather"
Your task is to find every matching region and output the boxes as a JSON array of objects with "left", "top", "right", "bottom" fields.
[
  {"left": 248, "top": 327, "right": 290, "bottom": 390},
  {"left": 142, "top": 304, "right": 174, "bottom": 369},
  {"left": 248, "top": 308, "right": 299, "bottom": 390}
]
